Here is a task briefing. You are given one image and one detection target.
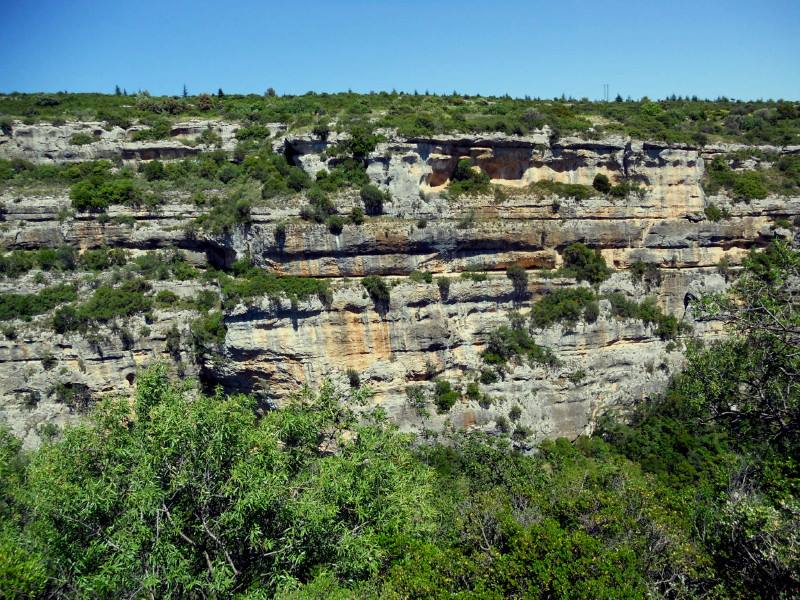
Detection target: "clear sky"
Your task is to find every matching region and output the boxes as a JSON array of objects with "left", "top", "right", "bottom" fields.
[{"left": 1, "top": 0, "right": 798, "bottom": 100}]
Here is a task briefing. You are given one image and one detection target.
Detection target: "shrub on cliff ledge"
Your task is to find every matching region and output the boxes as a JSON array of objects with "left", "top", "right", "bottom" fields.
[
  {"left": 448, "top": 159, "right": 491, "bottom": 196},
  {"left": 360, "top": 184, "right": 387, "bottom": 215},
  {"left": 592, "top": 173, "right": 612, "bottom": 193},
  {"left": 506, "top": 265, "right": 529, "bottom": 299},
  {"left": 362, "top": 275, "right": 390, "bottom": 309},
  {"left": 561, "top": 243, "right": 611, "bottom": 284}
]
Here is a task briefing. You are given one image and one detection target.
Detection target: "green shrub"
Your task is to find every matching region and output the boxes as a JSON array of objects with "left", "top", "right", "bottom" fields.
[
  {"left": 70, "top": 176, "right": 139, "bottom": 212},
  {"left": 705, "top": 158, "right": 769, "bottom": 201},
  {"left": 530, "top": 287, "right": 596, "bottom": 329},
  {"left": 155, "top": 290, "right": 179, "bottom": 306},
  {"left": 433, "top": 379, "right": 459, "bottom": 413},
  {"left": 131, "top": 119, "right": 170, "bottom": 141},
  {"left": 326, "top": 214, "right": 345, "bottom": 234},
  {"left": 141, "top": 160, "right": 166, "bottom": 181},
  {"left": 362, "top": 275, "right": 390, "bottom": 309},
  {"left": 218, "top": 263, "right": 330, "bottom": 308},
  {"left": 79, "top": 247, "right": 127, "bottom": 271},
  {"left": 561, "top": 243, "right": 610, "bottom": 283},
  {"left": 448, "top": 159, "right": 490, "bottom": 196},
  {"left": 69, "top": 132, "right": 96, "bottom": 145},
  {"left": 0, "top": 285, "right": 77, "bottom": 321},
  {"left": 529, "top": 180, "right": 595, "bottom": 200},
  {"left": 482, "top": 325, "right": 558, "bottom": 368},
  {"left": 506, "top": 265, "right": 529, "bottom": 299},
  {"left": 592, "top": 173, "right": 611, "bottom": 193},
  {"left": 81, "top": 279, "right": 152, "bottom": 322},
  {"left": 349, "top": 206, "right": 365, "bottom": 225},
  {"left": 360, "top": 184, "right": 386, "bottom": 215},
  {"left": 409, "top": 270, "right": 433, "bottom": 284},
  {"left": 436, "top": 277, "right": 451, "bottom": 300},
  {"left": 191, "top": 310, "right": 226, "bottom": 350},
  {"left": 605, "top": 293, "right": 690, "bottom": 340},
  {"left": 195, "top": 196, "right": 252, "bottom": 234},
  {"left": 346, "top": 368, "right": 360, "bottom": 388}
]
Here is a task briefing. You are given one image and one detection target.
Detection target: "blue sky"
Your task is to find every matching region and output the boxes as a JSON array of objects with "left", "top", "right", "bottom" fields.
[{"left": 1, "top": 0, "right": 798, "bottom": 99}]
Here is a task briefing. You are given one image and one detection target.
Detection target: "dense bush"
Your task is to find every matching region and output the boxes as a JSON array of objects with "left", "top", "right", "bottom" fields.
[
  {"left": 69, "top": 163, "right": 140, "bottom": 212},
  {"left": 529, "top": 286, "right": 596, "bottom": 329},
  {"left": 2, "top": 92, "right": 798, "bottom": 146},
  {"left": 68, "top": 132, "right": 95, "bottom": 145},
  {"left": 360, "top": 184, "right": 387, "bottom": 215},
  {"left": 605, "top": 292, "right": 690, "bottom": 339},
  {"left": 1, "top": 247, "right": 799, "bottom": 597},
  {"left": 433, "top": 379, "right": 459, "bottom": 413},
  {"left": 448, "top": 159, "right": 491, "bottom": 196},
  {"left": 592, "top": 173, "right": 611, "bottom": 193},
  {"left": 218, "top": 261, "right": 331, "bottom": 308},
  {"left": 0, "top": 285, "right": 77, "bottom": 321},
  {"left": 0, "top": 247, "right": 77, "bottom": 277},
  {"left": 362, "top": 275, "right": 390, "bottom": 309},
  {"left": 560, "top": 242, "right": 611, "bottom": 283},
  {"left": 53, "top": 279, "right": 152, "bottom": 333},
  {"left": 505, "top": 265, "right": 529, "bottom": 299},
  {"left": 705, "top": 157, "right": 769, "bottom": 200},
  {"left": 528, "top": 179, "right": 595, "bottom": 200},
  {"left": 482, "top": 324, "right": 558, "bottom": 368}
]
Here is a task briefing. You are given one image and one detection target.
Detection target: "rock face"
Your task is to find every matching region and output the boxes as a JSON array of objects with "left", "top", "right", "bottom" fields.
[{"left": 1, "top": 122, "right": 798, "bottom": 447}]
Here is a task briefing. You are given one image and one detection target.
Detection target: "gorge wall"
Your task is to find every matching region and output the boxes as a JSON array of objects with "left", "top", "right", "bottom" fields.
[{"left": 1, "top": 120, "right": 798, "bottom": 447}]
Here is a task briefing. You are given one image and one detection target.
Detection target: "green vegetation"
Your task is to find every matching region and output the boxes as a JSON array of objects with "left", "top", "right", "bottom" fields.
[
  {"left": 0, "top": 285, "right": 77, "bottom": 321},
  {"left": 559, "top": 242, "right": 611, "bottom": 283},
  {"left": 362, "top": 275, "right": 390, "bottom": 309},
  {"left": 436, "top": 276, "right": 450, "bottom": 300},
  {"left": 218, "top": 260, "right": 331, "bottom": 308},
  {"left": 528, "top": 179, "right": 595, "bottom": 200},
  {"left": 704, "top": 153, "right": 800, "bottom": 200},
  {"left": 606, "top": 292, "right": 691, "bottom": 339},
  {"left": 2, "top": 241, "right": 798, "bottom": 598},
  {"left": 433, "top": 379, "right": 459, "bottom": 413},
  {"left": 592, "top": 173, "right": 611, "bottom": 193},
  {"left": 529, "top": 286, "right": 596, "bottom": 329},
  {"left": 360, "top": 183, "right": 387, "bottom": 215},
  {"left": 409, "top": 270, "right": 433, "bottom": 284},
  {"left": 52, "top": 279, "right": 152, "bottom": 333},
  {"left": 3, "top": 92, "right": 798, "bottom": 145},
  {"left": 0, "top": 247, "right": 77, "bottom": 276},
  {"left": 482, "top": 321, "right": 559, "bottom": 369},
  {"left": 704, "top": 202, "right": 730, "bottom": 221},
  {"left": 705, "top": 156, "right": 768, "bottom": 200},
  {"left": 447, "top": 159, "right": 490, "bottom": 196},
  {"left": 505, "top": 264, "right": 529, "bottom": 299},
  {"left": 68, "top": 132, "right": 96, "bottom": 145}
]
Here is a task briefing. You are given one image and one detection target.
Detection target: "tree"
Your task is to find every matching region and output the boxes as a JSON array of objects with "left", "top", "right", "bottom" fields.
[
  {"left": 691, "top": 241, "right": 800, "bottom": 440},
  {"left": 506, "top": 265, "right": 529, "bottom": 299},
  {"left": 15, "top": 367, "right": 435, "bottom": 597},
  {"left": 114, "top": 85, "right": 122, "bottom": 96},
  {"left": 362, "top": 275, "right": 390, "bottom": 310},
  {"left": 592, "top": 173, "right": 611, "bottom": 193},
  {"left": 217, "top": 88, "right": 225, "bottom": 98},
  {"left": 182, "top": 84, "right": 188, "bottom": 98},
  {"left": 561, "top": 243, "right": 610, "bottom": 283},
  {"left": 360, "top": 184, "right": 385, "bottom": 216},
  {"left": 265, "top": 87, "right": 276, "bottom": 97}
]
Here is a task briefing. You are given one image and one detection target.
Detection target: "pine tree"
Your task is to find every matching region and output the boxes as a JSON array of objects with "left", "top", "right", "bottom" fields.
[
  {"left": 182, "top": 84, "right": 188, "bottom": 98},
  {"left": 114, "top": 85, "right": 121, "bottom": 96}
]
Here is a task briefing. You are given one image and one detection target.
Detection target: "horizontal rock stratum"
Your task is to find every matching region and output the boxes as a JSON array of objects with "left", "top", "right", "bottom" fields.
[{"left": 0, "top": 119, "right": 798, "bottom": 447}]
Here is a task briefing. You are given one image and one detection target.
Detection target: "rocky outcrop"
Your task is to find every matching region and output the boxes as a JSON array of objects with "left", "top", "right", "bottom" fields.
[{"left": 0, "top": 122, "right": 798, "bottom": 447}]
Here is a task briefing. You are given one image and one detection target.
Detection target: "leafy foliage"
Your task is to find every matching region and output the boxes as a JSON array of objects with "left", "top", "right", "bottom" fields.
[{"left": 560, "top": 242, "right": 611, "bottom": 283}]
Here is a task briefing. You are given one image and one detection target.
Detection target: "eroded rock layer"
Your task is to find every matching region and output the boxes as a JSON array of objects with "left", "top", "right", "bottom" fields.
[{"left": 1, "top": 121, "right": 798, "bottom": 446}]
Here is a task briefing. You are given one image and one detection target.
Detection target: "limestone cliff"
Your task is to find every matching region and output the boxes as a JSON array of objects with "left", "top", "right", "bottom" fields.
[{"left": 1, "top": 120, "right": 798, "bottom": 446}]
